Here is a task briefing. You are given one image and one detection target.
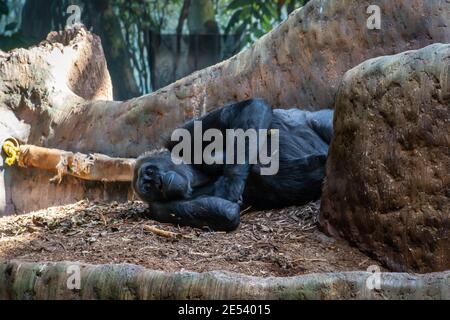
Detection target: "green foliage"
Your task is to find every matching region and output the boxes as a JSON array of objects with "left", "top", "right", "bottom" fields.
[
  {"left": 0, "top": 33, "right": 34, "bottom": 51},
  {"left": 4, "top": 22, "right": 17, "bottom": 31},
  {"left": 0, "top": 1, "right": 35, "bottom": 50},
  {"left": 111, "top": 0, "right": 184, "bottom": 32},
  {"left": 224, "top": 0, "right": 309, "bottom": 47}
]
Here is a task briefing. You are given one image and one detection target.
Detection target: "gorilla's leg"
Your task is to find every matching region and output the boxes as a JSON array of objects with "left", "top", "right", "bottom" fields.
[{"left": 147, "top": 196, "right": 240, "bottom": 231}]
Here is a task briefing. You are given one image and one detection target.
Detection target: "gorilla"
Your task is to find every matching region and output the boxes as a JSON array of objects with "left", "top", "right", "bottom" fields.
[{"left": 133, "top": 99, "right": 333, "bottom": 231}]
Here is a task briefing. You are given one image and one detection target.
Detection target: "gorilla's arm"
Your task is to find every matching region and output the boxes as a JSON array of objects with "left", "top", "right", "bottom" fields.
[
  {"left": 167, "top": 98, "right": 273, "bottom": 203},
  {"left": 147, "top": 196, "right": 240, "bottom": 231}
]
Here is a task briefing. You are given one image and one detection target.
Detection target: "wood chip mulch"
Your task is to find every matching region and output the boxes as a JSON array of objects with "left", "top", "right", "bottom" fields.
[{"left": 0, "top": 200, "right": 383, "bottom": 277}]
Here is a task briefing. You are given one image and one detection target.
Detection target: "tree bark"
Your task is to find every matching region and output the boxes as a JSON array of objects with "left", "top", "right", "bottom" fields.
[
  {"left": 1, "top": 0, "right": 449, "bottom": 215},
  {"left": 1, "top": 261, "right": 449, "bottom": 300}
]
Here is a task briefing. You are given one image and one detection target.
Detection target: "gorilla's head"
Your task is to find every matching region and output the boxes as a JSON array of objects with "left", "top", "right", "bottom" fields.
[{"left": 133, "top": 149, "right": 193, "bottom": 203}]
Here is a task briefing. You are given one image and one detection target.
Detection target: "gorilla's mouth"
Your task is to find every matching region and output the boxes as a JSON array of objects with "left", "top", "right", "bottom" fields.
[
  {"left": 141, "top": 183, "right": 151, "bottom": 194},
  {"left": 156, "top": 176, "right": 163, "bottom": 191},
  {"left": 147, "top": 178, "right": 164, "bottom": 197}
]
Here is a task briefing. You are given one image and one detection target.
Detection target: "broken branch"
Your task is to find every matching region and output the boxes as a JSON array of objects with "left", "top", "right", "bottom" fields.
[
  {"left": 143, "top": 225, "right": 182, "bottom": 239},
  {"left": 3, "top": 141, "right": 135, "bottom": 183}
]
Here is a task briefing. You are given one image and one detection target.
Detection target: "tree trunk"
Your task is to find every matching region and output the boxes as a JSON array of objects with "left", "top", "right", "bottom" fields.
[
  {"left": 1, "top": 0, "right": 449, "bottom": 216},
  {"left": 187, "top": 0, "right": 220, "bottom": 71},
  {"left": 84, "top": 0, "right": 141, "bottom": 100},
  {"left": 20, "top": 0, "right": 55, "bottom": 42},
  {"left": 1, "top": 261, "right": 449, "bottom": 300}
]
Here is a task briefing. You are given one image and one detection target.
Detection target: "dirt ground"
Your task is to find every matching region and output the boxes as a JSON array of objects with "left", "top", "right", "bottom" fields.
[{"left": 0, "top": 200, "right": 383, "bottom": 277}]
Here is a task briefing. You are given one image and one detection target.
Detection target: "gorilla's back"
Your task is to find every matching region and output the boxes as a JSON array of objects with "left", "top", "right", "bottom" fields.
[{"left": 244, "top": 108, "right": 334, "bottom": 208}]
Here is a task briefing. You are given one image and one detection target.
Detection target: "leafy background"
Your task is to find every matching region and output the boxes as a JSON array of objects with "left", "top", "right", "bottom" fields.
[{"left": 0, "top": 0, "right": 309, "bottom": 99}]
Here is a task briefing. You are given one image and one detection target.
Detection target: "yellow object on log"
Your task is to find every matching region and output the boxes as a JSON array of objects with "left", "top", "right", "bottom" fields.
[{"left": 2, "top": 138, "right": 20, "bottom": 166}]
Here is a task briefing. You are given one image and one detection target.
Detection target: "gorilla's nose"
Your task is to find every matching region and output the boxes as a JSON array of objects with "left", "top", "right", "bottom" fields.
[{"left": 155, "top": 176, "right": 163, "bottom": 190}]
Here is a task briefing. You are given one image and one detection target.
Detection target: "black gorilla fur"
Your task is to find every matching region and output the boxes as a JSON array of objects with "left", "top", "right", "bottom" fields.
[{"left": 133, "top": 99, "right": 333, "bottom": 231}]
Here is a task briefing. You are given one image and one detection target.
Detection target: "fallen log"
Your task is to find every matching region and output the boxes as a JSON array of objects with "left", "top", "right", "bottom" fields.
[
  {"left": 2, "top": 138, "right": 135, "bottom": 183},
  {"left": 0, "top": 261, "right": 449, "bottom": 300}
]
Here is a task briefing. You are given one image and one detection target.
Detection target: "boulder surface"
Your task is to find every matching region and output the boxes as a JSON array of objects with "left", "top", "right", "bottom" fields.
[{"left": 320, "top": 43, "right": 450, "bottom": 272}]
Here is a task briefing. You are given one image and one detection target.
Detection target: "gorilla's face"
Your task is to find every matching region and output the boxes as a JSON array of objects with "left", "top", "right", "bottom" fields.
[{"left": 133, "top": 151, "right": 193, "bottom": 203}]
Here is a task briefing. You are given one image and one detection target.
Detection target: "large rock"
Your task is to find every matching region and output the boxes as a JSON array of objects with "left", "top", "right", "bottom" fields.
[{"left": 320, "top": 44, "right": 450, "bottom": 272}]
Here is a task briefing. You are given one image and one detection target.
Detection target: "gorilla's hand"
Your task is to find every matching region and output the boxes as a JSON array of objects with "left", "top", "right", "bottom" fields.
[
  {"left": 147, "top": 196, "right": 240, "bottom": 231},
  {"left": 213, "top": 175, "right": 245, "bottom": 204}
]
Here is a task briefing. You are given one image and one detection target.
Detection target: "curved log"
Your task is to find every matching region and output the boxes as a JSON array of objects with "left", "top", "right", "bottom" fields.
[
  {"left": 0, "top": 260, "right": 449, "bottom": 300},
  {"left": 12, "top": 144, "right": 135, "bottom": 183}
]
